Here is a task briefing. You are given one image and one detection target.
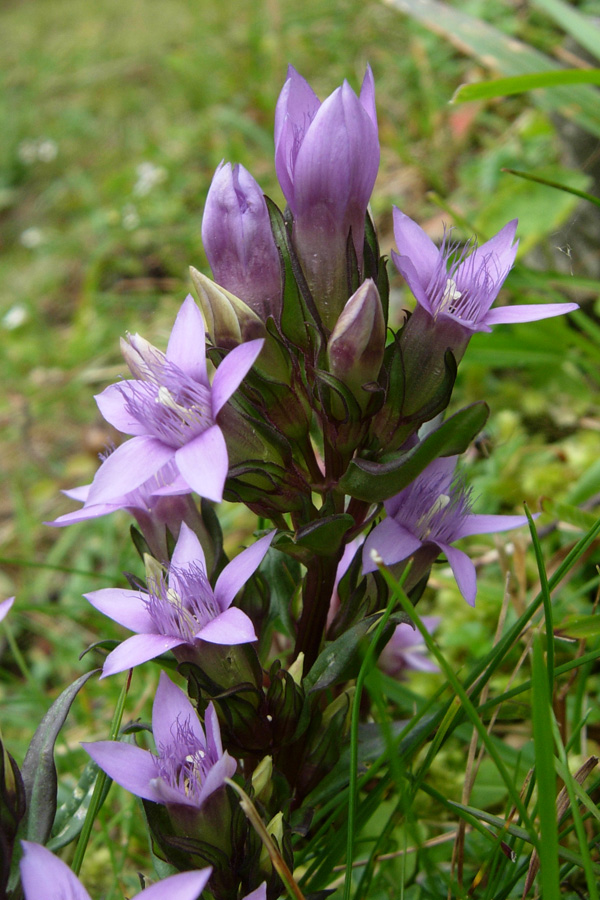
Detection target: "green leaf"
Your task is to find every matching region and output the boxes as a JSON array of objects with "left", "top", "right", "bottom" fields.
[
  {"left": 452, "top": 69, "right": 600, "bottom": 103},
  {"left": 304, "top": 613, "right": 399, "bottom": 694},
  {"left": 530, "top": 0, "right": 600, "bottom": 62},
  {"left": 339, "top": 402, "right": 489, "bottom": 502},
  {"left": 557, "top": 614, "right": 600, "bottom": 639},
  {"left": 541, "top": 498, "right": 598, "bottom": 531},
  {"left": 531, "top": 636, "right": 560, "bottom": 899},
  {"left": 503, "top": 168, "right": 600, "bottom": 209},
  {"left": 46, "top": 761, "right": 110, "bottom": 852},
  {"left": 293, "top": 514, "right": 355, "bottom": 557},
  {"left": 387, "top": 0, "right": 600, "bottom": 137},
  {"left": 20, "top": 669, "right": 97, "bottom": 847}
]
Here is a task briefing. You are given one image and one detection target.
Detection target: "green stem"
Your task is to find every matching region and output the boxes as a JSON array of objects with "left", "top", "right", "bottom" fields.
[{"left": 71, "top": 670, "right": 132, "bottom": 875}]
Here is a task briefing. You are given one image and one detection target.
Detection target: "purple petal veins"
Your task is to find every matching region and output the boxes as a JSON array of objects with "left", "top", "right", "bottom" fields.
[{"left": 120, "top": 345, "right": 214, "bottom": 448}]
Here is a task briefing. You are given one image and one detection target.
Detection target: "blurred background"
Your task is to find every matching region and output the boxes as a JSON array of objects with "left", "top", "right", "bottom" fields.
[{"left": 1, "top": 2, "right": 600, "bottom": 883}]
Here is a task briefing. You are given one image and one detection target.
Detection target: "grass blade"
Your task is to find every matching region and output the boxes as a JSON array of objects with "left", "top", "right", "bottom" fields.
[
  {"left": 452, "top": 69, "right": 600, "bottom": 103},
  {"left": 530, "top": 636, "right": 560, "bottom": 899}
]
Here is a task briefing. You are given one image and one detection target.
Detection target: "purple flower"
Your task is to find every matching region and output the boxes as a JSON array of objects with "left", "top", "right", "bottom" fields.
[
  {"left": 274, "top": 66, "right": 379, "bottom": 327},
  {"left": 362, "top": 456, "right": 531, "bottom": 606},
  {"left": 85, "top": 522, "right": 274, "bottom": 676},
  {"left": 47, "top": 462, "right": 202, "bottom": 559},
  {"left": 378, "top": 617, "right": 440, "bottom": 679},
  {"left": 392, "top": 209, "right": 578, "bottom": 337},
  {"left": 20, "top": 840, "right": 212, "bottom": 900},
  {"left": 85, "top": 294, "right": 263, "bottom": 506},
  {"left": 83, "top": 671, "right": 236, "bottom": 810},
  {"left": 202, "top": 162, "right": 282, "bottom": 321}
]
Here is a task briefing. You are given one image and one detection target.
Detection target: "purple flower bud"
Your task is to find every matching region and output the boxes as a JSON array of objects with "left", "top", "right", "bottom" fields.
[
  {"left": 275, "top": 66, "right": 379, "bottom": 328},
  {"left": 83, "top": 672, "right": 236, "bottom": 816},
  {"left": 84, "top": 522, "right": 274, "bottom": 676},
  {"left": 20, "top": 840, "right": 212, "bottom": 900},
  {"left": 202, "top": 162, "right": 282, "bottom": 320},
  {"left": 363, "top": 456, "right": 532, "bottom": 606},
  {"left": 327, "top": 279, "right": 385, "bottom": 409}
]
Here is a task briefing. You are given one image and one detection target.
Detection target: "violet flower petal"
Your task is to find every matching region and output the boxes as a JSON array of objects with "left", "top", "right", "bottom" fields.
[
  {"left": 211, "top": 339, "right": 264, "bottom": 417},
  {"left": 439, "top": 543, "right": 477, "bottom": 607},
  {"left": 362, "top": 518, "right": 422, "bottom": 573},
  {"left": 359, "top": 64, "right": 377, "bottom": 130},
  {"left": 465, "top": 219, "right": 518, "bottom": 280},
  {"left": 455, "top": 513, "right": 531, "bottom": 539},
  {"left": 81, "top": 741, "right": 163, "bottom": 802},
  {"left": 214, "top": 531, "right": 275, "bottom": 608},
  {"left": 95, "top": 382, "right": 149, "bottom": 436},
  {"left": 138, "top": 869, "right": 213, "bottom": 900},
  {"left": 197, "top": 607, "right": 257, "bottom": 644},
  {"left": 20, "top": 841, "right": 90, "bottom": 900},
  {"left": 152, "top": 671, "right": 205, "bottom": 749},
  {"left": 242, "top": 886, "right": 267, "bottom": 900},
  {"left": 392, "top": 209, "right": 441, "bottom": 286},
  {"left": 292, "top": 85, "right": 379, "bottom": 222},
  {"left": 169, "top": 521, "right": 207, "bottom": 581},
  {"left": 389, "top": 252, "right": 435, "bottom": 315},
  {"left": 84, "top": 588, "right": 155, "bottom": 633},
  {"left": 483, "top": 302, "right": 579, "bottom": 326},
  {"left": 274, "top": 67, "right": 321, "bottom": 205},
  {"left": 204, "top": 701, "right": 223, "bottom": 757},
  {"left": 62, "top": 484, "right": 90, "bottom": 501},
  {"left": 175, "top": 426, "right": 228, "bottom": 502},
  {"left": 195, "top": 751, "right": 238, "bottom": 808},
  {"left": 166, "top": 294, "right": 208, "bottom": 386},
  {"left": 101, "top": 633, "right": 184, "bottom": 677},
  {"left": 86, "top": 436, "right": 174, "bottom": 506},
  {"left": 0, "top": 596, "right": 15, "bottom": 623}
]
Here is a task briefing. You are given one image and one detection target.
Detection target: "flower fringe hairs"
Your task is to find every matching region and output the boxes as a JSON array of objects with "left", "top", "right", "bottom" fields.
[{"left": 3, "top": 64, "right": 579, "bottom": 900}]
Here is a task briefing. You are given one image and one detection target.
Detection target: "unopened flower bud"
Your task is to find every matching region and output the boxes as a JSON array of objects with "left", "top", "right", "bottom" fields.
[
  {"left": 327, "top": 279, "right": 385, "bottom": 409},
  {"left": 287, "top": 652, "right": 304, "bottom": 685},
  {"left": 201, "top": 162, "right": 282, "bottom": 320},
  {"left": 190, "top": 267, "right": 267, "bottom": 349},
  {"left": 251, "top": 755, "right": 273, "bottom": 804},
  {"left": 259, "top": 811, "right": 285, "bottom": 875},
  {"left": 275, "top": 66, "right": 379, "bottom": 328}
]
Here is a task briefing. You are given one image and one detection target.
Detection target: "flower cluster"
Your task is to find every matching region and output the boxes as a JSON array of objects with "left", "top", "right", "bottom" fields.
[{"left": 8, "top": 63, "right": 581, "bottom": 900}]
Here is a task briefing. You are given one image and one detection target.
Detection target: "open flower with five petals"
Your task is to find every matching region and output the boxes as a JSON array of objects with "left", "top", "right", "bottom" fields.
[
  {"left": 83, "top": 672, "right": 236, "bottom": 812},
  {"left": 85, "top": 522, "right": 274, "bottom": 676},
  {"left": 392, "top": 210, "right": 578, "bottom": 344},
  {"left": 363, "top": 456, "right": 531, "bottom": 606},
  {"left": 85, "top": 294, "right": 263, "bottom": 506}
]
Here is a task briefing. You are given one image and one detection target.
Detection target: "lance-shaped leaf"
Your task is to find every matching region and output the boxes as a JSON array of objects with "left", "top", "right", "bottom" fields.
[
  {"left": 339, "top": 402, "right": 489, "bottom": 502},
  {"left": 20, "top": 670, "right": 97, "bottom": 847}
]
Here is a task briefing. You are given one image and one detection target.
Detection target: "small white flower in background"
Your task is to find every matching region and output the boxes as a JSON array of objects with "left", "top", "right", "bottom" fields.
[
  {"left": 122, "top": 204, "right": 140, "bottom": 231},
  {"left": 17, "top": 138, "right": 58, "bottom": 164},
  {"left": 133, "top": 161, "right": 167, "bottom": 196},
  {"left": 20, "top": 228, "right": 44, "bottom": 248},
  {"left": 2, "top": 305, "right": 28, "bottom": 330},
  {"left": 17, "top": 140, "right": 38, "bottom": 164},
  {"left": 37, "top": 139, "right": 58, "bottom": 162}
]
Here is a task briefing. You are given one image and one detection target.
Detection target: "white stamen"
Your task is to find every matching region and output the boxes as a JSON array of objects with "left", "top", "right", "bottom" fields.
[{"left": 439, "top": 278, "right": 462, "bottom": 316}]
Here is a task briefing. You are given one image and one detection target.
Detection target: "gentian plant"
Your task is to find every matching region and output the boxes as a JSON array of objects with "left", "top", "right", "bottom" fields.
[{"left": 3, "top": 64, "right": 581, "bottom": 900}]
